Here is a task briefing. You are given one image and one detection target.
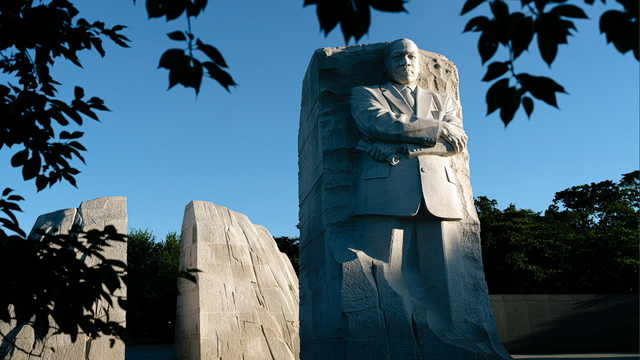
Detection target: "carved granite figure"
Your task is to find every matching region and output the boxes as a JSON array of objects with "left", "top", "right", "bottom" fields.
[
  {"left": 346, "top": 39, "right": 511, "bottom": 359},
  {"left": 298, "top": 39, "right": 511, "bottom": 360},
  {"left": 351, "top": 38, "right": 467, "bottom": 218}
]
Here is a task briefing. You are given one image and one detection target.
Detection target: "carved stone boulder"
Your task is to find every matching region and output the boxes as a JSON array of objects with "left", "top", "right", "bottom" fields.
[
  {"left": 0, "top": 196, "right": 127, "bottom": 360},
  {"left": 174, "top": 201, "right": 299, "bottom": 360}
]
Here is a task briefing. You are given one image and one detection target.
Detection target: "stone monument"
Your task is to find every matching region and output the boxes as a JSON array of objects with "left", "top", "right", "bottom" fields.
[
  {"left": 0, "top": 196, "right": 127, "bottom": 360},
  {"left": 174, "top": 201, "right": 299, "bottom": 360},
  {"left": 298, "top": 39, "right": 512, "bottom": 359}
]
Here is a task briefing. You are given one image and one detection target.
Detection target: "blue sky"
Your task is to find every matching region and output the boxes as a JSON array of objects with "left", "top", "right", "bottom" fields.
[{"left": 2, "top": 1, "right": 638, "bottom": 239}]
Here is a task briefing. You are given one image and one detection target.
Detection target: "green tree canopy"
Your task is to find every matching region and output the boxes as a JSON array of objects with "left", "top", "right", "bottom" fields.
[
  {"left": 478, "top": 171, "right": 639, "bottom": 294},
  {"left": 126, "top": 229, "right": 182, "bottom": 339},
  {"left": 274, "top": 236, "right": 300, "bottom": 276}
]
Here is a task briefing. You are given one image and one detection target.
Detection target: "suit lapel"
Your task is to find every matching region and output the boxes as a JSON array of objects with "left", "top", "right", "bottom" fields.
[
  {"left": 381, "top": 83, "right": 414, "bottom": 115},
  {"left": 415, "top": 86, "right": 434, "bottom": 119}
]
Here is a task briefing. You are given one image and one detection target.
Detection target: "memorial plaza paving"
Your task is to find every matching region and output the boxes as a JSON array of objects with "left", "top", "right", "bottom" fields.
[{"left": 124, "top": 344, "right": 639, "bottom": 360}]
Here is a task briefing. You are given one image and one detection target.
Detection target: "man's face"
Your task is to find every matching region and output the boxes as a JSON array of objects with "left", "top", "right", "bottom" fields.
[{"left": 385, "top": 39, "right": 420, "bottom": 85}]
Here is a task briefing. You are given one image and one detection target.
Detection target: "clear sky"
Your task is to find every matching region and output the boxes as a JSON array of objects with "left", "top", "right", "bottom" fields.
[{"left": 2, "top": 0, "right": 638, "bottom": 239}]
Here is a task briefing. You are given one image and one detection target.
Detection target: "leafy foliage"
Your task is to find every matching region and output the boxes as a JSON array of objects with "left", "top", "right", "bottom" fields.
[
  {"left": 126, "top": 229, "right": 184, "bottom": 339},
  {"left": 462, "top": 0, "right": 638, "bottom": 126},
  {"left": 477, "top": 196, "right": 573, "bottom": 293},
  {"left": 0, "top": 1, "right": 135, "bottom": 355},
  {"left": 143, "top": 0, "right": 410, "bottom": 91},
  {"left": 478, "top": 171, "right": 639, "bottom": 294},
  {"left": 141, "top": 0, "right": 636, "bottom": 126},
  {"left": 274, "top": 236, "right": 300, "bottom": 275},
  {"left": 0, "top": 1, "right": 198, "bottom": 353},
  {"left": 546, "top": 170, "right": 639, "bottom": 293},
  {"left": 0, "top": 190, "right": 128, "bottom": 356},
  {"left": 599, "top": 0, "right": 639, "bottom": 59},
  {"left": 304, "top": 0, "right": 407, "bottom": 43},
  {"left": 138, "top": 0, "right": 237, "bottom": 94},
  {"left": 1, "top": 0, "right": 129, "bottom": 191}
]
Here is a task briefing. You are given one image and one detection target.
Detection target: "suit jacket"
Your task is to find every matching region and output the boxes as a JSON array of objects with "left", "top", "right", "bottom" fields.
[{"left": 350, "top": 83, "right": 463, "bottom": 220}]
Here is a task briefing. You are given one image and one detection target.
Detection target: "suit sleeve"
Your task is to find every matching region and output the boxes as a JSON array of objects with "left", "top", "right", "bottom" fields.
[
  {"left": 350, "top": 86, "right": 442, "bottom": 146},
  {"left": 439, "top": 94, "right": 463, "bottom": 128}
]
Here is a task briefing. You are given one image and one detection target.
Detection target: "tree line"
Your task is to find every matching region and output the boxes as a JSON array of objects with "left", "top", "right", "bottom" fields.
[
  {"left": 125, "top": 229, "right": 299, "bottom": 340},
  {"left": 125, "top": 171, "right": 637, "bottom": 338},
  {"left": 479, "top": 170, "right": 638, "bottom": 294},
  {"left": 126, "top": 229, "right": 181, "bottom": 339}
]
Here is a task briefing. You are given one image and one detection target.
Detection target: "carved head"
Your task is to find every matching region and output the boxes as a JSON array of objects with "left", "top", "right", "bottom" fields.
[{"left": 384, "top": 38, "right": 420, "bottom": 85}]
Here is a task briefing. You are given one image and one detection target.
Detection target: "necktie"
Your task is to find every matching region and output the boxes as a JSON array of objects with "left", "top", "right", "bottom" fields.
[{"left": 402, "top": 86, "right": 415, "bottom": 109}]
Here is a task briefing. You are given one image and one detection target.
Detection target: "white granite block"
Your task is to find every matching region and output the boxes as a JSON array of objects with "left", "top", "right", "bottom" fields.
[{"left": 174, "top": 201, "right": 299, "bottom": 360}]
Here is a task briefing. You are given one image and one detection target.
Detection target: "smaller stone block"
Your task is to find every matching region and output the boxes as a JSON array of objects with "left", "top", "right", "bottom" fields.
[
  {"left": 0, "top": 197, "right": 127, "bottom": 360},
  {"left": 174, "top": 201, "right": 299, "bottom": 360}
]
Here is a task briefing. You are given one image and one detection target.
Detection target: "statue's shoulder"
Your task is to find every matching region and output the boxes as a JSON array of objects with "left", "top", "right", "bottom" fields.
[
  {"left": 351, "top": 84, "right": 381, "bottom": 96},
  {"left": 350, "top": 85, "right": 387, "bottom": 107},
  {"left": 351, "top": 85, "right": 387, "bottom": 106}
]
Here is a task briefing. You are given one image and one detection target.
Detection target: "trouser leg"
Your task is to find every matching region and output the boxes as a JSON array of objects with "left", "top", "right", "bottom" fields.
[
  {"left": 412, "top": 219, "right": 452, "bottom": 337},
  {"left": 341, "top": 216, "right": 421, "bottom": 359}
]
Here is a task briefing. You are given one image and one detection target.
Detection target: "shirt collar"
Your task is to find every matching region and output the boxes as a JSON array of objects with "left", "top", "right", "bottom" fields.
[{"left": 392, "top": 83, "right": 417, "bottom": 93}]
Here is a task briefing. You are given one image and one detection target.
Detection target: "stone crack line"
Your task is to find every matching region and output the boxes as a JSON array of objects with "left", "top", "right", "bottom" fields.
[{"left": 261, "top": 325, "right": 276, "bottom": 360}]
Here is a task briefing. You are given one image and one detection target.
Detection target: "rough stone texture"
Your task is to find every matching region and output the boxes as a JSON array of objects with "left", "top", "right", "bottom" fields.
[
  {"left": 0, "top": 196, "right": 127, "bottom": 360},
  {"left": 490, "top": 294, "right": 640, "bottom": 353},
  {"left": 174, "top": 201, "right": 299, "bottom": 360},
  {"left": 298, "top": 42, "right": 510, "bottom": 359}
]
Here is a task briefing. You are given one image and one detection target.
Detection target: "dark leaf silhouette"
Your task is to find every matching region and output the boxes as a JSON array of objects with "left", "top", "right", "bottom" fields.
[
  {"left": 307, "top": 0, "right": 406, "bottom": 43},
  {"left": 499, "top": 86, "right": 521, "bottom": 126},
  {"left": 518, "top": 74, "right": 566, "bottom": 107},
  {"left": 478, "top": 21, "right": 498, "bottom": 63},
  {"left": 22, "top": 154, "right": 42, "bottom": 181},
  {"left": 11, "top": 150, "right": 29, "bottom": 168},
  {"left": 196, "top": 39, "right": 228, "bottom": 67},
  {"left": 482, "top": 61, "right": 509, "bottom": 81},
  {"left": 463, "top": 16, "right": 489, "bottom": 32},
  {"left": 486, "top": 78, "right": 508, "bottom": 115},
  {"left": 203, "top": 62, "right": 237, "bottom": 91},
  {"left": 522, "top": 96, "right": 534, "bottom": 118},
  {"left": 461, "top": 0, "right": 486, "bottom": 15},
  {"left": 167, "top": 30, "right": 186, "bottom": 41},
  {"left": 461, "top": 0, "right": 635, "bottom": 124},
  {"left": 146, "top": 0, "right": 164, "bottom": 18},
  {"left": 600, "top": 5, "right": 639, "bottom": 59}
]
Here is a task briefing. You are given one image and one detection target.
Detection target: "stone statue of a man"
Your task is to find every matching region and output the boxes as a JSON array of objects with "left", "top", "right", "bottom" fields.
[
  {"left": 348, "top": 38, "right": 512, "bottom": 359},
  {"left": 351, "top": 38, "right": 467, "bottom": 219}
]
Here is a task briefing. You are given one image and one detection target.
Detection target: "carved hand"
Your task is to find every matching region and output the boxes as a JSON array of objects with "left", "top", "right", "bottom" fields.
[
  {"left": 441, "top": 122, "right": 468, "bottom": 153},
  {"left": 368, "top": 141, "right": 404, "bottom": 162}
]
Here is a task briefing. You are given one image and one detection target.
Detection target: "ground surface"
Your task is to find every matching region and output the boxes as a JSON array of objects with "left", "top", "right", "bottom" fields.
[
  {"left": 124, "top": 344, "right": 639, "bottom": 360},
  {"left": 512, "top": 355, "right": 639, "bottom": 360}
]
